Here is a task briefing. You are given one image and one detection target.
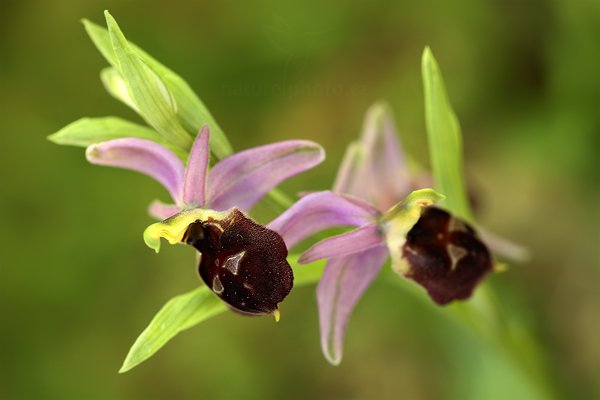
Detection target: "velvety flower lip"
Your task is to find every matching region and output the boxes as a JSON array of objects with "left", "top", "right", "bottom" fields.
[
  {"left": 86, "top": 125, "right": 325, "bottom": 316},
  {"left": 270, "top": 102, "right": 492, "bottom": 365}
]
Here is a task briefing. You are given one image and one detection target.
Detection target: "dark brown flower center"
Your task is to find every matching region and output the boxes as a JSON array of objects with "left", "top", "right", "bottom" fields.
[
  {"left": 183, "top": 209, "right": 293, "bottom": 315},
  {"left": 402, "top": 207, "right": 492, "bottom": 305}
]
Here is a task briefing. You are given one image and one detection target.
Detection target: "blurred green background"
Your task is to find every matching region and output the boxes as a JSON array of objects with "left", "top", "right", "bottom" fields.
[{"left": 1, "top": 0, "right": 599, "bottom": 399}]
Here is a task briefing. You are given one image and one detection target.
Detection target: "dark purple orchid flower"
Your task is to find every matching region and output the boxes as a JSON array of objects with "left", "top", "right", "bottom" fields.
[
  {"left": 87, "top": 126, "right": 325, "bottom": 317},
  {"left": 269, "top": 104, "right": 493, "bottom": 364}
]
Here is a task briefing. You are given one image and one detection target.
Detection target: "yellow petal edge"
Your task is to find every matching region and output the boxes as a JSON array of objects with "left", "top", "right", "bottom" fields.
[
  {"left": 380, "top": 189, "right": 445, "bottom": 274},
  {"left": 143, "top": 208, "right": 230, "bottom": 253}
]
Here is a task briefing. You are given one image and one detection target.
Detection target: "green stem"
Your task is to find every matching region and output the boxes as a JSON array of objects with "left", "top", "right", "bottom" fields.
[
  {"left": 263, "top": 188, "right": 295, "bottom": 214},
  {"left": 382, "top": 268, "right": 558, "bottom": 399}
]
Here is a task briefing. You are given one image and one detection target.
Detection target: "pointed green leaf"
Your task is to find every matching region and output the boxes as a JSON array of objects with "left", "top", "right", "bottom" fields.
[
  {"left": 83, "top": 16, "right": 233, "bottom": 160},
  {"left": 119, "top": 285, "right": 227, "bottom": 373},
  {"left": 105, "top": 11, "right": 193, "bottom": 151},
  {"left": 120, "top": 255, "right": 324, "bottom": 372},
  {"left": 82, "top": 18, "right": 118, "bottom": 67},
  {"left": 100, "top": 67, "right": 138, "bottom": 111},
  {"left": 156, "top": 70, "right": 233, "bottom": 161},
  {"left": 105, "top": 12, "right": 192, "bottom": 149},
  {"left": 48, "top": 117, "right": 186, "bottom": 159},
  {"left": 422, "top": 47, "right": 473, "bottom": 222}
]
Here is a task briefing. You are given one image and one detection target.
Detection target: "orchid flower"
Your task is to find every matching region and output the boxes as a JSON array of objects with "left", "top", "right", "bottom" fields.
[
  {"left": 269, "top": 104, "right": 493, "bottom": 364},
  {"left": 87, "top": 125, "right": 325, "bottom": 317}
]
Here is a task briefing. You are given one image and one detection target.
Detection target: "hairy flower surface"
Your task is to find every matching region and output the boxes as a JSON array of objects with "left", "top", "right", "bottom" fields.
[
  {"left": 87, "top": 126, "right": 324, "bottom": 315},
  {"left": 269, "top": 104, "right": 492, "bottom": 364}
]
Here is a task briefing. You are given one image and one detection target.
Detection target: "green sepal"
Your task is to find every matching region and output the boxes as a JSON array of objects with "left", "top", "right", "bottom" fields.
[
  {"left": 100, "top": 67, "right": 138, "bottom": 112},
  {"left": 48, "top": 117, "right": 186, "bottom": 159},
  {"left": 83, "top": 14, "right": 233, "bottom": 160},
  {"left": 119, "top": 285, "right": 227, "bottom": 373},
  {"left": 422, "top": 47, "right": 473, "bottom": 222},
  {"left": 119, "top": 254, "right": 326, "bottom": 373},
  {"left": 104, "top": 11, "right": 192, "bottom": 151},
  {"left": 380, "top": 188, "right": 445, "bottom": 274}
]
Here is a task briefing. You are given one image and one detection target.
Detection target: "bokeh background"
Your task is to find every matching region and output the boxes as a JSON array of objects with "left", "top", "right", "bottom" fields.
[{"left": 1, "top": 0, "right": 599, "bottom": 399}]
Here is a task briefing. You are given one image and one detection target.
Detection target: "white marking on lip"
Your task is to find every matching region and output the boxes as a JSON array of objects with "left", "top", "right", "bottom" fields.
[
  {"left": 447, "top": 244, "right": 467, "bottom": 271},
  {"left": 205, "top": 221, "right": 224, "bottom": 232},
  {"left": 448, "top": 217, "right": 468, "bottom": 233},
  {"left": 223, "top": 251, "right": 245, "bottom": 275},
  {"left": 212, "top": 275, "right": 224, "bottom": 294}
]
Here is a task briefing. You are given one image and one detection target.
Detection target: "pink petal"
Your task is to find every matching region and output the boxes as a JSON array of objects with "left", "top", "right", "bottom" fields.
[
  {"left": 317, "top": 246, "right": 389, "bottom": 365},
  {"left": 206, "top": 140, "right": 324, "bottom": 212},
  {"left": 268, "top": 191, "right": 379, "bottom": 249},
  {"left": 148, "top": 200, "right": 181, "bottom": 220},
  {"left": 182, "top": 126, "right": 210, "bottom": 207},
  {"left": 332, "top": 142, "right": 367, "bottom": 199},
  {"left": 86, "top": 138, "right": 184, "bottom": 203},
  {"left": 334, "top": 103, "right": 411, "bottom": 210},
  {"left": 299, "top": 224, "right": 383, "bottom": 263}
]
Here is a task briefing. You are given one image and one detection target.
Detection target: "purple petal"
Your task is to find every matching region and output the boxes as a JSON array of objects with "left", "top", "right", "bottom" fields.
[
  {"left": 299, "top": 224, "right": 383, "bottom": 263},
  {"left": 363, "top": 104, "right": 410, "bottom": 193},
  {"left": 148, "top": 200, "right": 181, "bottom": 220},
  {"left": 334, "top": 103, "right": 411, "bottom": 210},
  {"left": 268, "top": 191, "right": 379, "bottom": 249},
  {"left": 317, "top": 245, "right": 389, "bottom": 365},
  {"left": 206, "top": 140, "right": 324, "bottom": 212},
  {"left": 182, "top": 126, "right": 210, "bottom": 207},
  {"left": 478, "top": 227, "right": 530, "bottom": 262},
  {"left": 86, "top": 138, "right": 185, "bottom": 203},
  {"left": 332, "top": 142, "right": 367, "bottom": 199}
]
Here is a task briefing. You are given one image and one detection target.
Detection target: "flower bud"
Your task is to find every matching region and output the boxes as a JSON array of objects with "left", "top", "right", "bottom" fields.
[
  {"left": 401, "top": 207, "right": 492, "bottom": 304},
  {"left": 183, "top": 209, "right": 293, "bottom": 315}
]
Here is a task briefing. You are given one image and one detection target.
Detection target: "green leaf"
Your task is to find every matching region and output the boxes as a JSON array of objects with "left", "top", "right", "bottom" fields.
[
  {"left": 100, "top": 67, "right": 138, "bottom": 111},
  {"left": 158, "top": 72, "right": 233, "bottom": 161},
  {"left": 421, "top": 47, "right": 473, "bottom": 222},
  {"left": 104, "top": 11, "right": 193, "bottom": 151},
  {"left": 119, "top": 285, "right": 227, "bottom": 373},
  {"left": 48, "top": 117, "right": 186, "bottom": 159},
  {"left": 82, "top": 18, "right": 118, "bottom": 67},
  {"left": 83, "top": 16, "right": 233, "bottom": 160},
  {"left": 120, "top": 255, "right": 325, "bottom": 373}
]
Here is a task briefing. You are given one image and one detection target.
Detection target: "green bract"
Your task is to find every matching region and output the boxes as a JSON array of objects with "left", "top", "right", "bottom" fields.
[
  {"left": 422, "top": 47, "right": 473, "bottom": 222},
  {"left": 48, "top": 117, "right": 187, "bottom": 159},
  {"left": 100, "top": 67, "right": 138, "bottom": 112},
  {"left": 105, "top": 12, "right": 192, "bottom": 150},
  {"left": 120, "top": 285, "right": 227, "bottom": 373},
  {"left": 78, "top": 11, "right": 233, "bottom": 159},
  {"left": 120, "top": 255, "right": 326, "bottom": 373}
]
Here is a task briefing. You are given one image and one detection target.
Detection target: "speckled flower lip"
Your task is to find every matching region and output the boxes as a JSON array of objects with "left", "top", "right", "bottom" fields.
[
  {"left": 184, "top": 209, "right": 292, "bottom": 316},
  {"left": 402, "top": 206, "right": 492, "bottom": 305}
]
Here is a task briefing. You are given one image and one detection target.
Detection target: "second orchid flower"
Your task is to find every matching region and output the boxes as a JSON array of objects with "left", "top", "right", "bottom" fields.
[{"left": 270, "top": 104, "right": 493, "bottom": 364}]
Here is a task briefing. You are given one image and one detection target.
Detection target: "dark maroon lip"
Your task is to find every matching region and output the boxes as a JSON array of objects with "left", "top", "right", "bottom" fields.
[
  {"left": 184, "top": 208, "right": 293, "bottom": 315},
  {"left": 402, "top": 207, "right": 493, "bottom": 305}
]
